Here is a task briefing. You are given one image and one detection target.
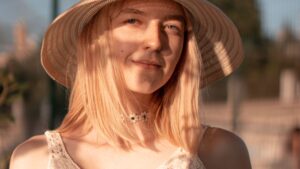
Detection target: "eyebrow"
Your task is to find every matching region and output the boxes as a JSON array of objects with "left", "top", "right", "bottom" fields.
[
  {"left": 117, "top": 8, "right": 186, "bottom": 24},
  {"left": 164, "top": 15, "right": 186, "bottom": 25},
  {"left": 119, "top": 8, "right": 146, "bottom": 16}
]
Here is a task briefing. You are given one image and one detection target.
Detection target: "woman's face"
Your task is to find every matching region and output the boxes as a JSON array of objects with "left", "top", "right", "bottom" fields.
[{"left": 110, "top": 0, "right": 185, "bottom": 95}]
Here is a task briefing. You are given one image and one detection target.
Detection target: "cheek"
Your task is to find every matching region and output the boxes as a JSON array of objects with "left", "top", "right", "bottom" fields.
[
  {"left": 110, "top": 40, "right": 131, "bottom": 64},
  {"left": 111, "top": 29, "right": 140, "bottom": 54},
  {"left": 167, "top": 41, "right": 184, "bottom": 73},
  {"left": 169, "top": 35, "right": 184, "bottom": 57},
  {"left": 110, "top": 34, "right": 140, "bottom": 63},
  {"left": 165, "top": 56, "right": 180, "bottom": 80}
]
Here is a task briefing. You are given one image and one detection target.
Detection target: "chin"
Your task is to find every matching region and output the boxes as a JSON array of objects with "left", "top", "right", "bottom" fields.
[
  {"left": 130, "top": 87, "right": 157, "bottom": 95},
  {"left": 128, "top": 84, "right": 161, "bottom": 95},
  {"left": 125, "top": 77, "right": 165, "bottom": 95}
]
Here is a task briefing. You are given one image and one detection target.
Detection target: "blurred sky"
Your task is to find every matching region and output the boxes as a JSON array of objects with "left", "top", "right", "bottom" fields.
[{"left": 0, "top": 0, "right": 299, "bottom": 49}]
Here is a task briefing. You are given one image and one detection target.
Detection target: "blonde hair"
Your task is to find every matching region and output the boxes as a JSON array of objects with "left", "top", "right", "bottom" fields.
[{"left": 58, "top": 3, "right": 203, "bottom": 154}]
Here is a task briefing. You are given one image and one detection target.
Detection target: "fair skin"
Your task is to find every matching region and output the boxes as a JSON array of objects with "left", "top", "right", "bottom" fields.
[
  {"left": 10, "top": 0, "right": 252, "bottom": 169},
  {"left": 110, "top": 0, "right": 185, "bottom": 95},
  {"left": 109, "top": 0, "right": 185, "bottom": 142}
]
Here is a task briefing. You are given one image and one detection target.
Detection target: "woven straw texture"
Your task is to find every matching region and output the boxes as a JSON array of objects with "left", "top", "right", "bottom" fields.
[{"left": 41, "top": 0, "right": 243, "bottom": 88}]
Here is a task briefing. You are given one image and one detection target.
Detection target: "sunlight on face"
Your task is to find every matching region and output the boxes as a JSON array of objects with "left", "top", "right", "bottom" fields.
[{"left": 110, "top": 0, "right": 186, "bottom": 96}]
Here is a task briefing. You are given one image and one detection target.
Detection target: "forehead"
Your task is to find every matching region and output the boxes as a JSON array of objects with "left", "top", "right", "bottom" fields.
[{"left": 120, "top": 0, "right": 184, "bottom": 14}]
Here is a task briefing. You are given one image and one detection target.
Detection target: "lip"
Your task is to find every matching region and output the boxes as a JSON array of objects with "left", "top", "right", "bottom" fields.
[{"left": 131, "top": 60, "right": 161, "bottom": 69}]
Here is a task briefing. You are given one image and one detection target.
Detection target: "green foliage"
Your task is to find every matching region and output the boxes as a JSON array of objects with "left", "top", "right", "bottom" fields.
[{"left": 0, "top": 61, "right": 28, "bottom": 126}]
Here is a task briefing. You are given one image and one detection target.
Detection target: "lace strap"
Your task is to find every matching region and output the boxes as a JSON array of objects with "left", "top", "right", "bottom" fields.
[
  {"left": 45, "top": 131, "right": 69, "bottom": 159},
  {"left": 45, "top": 131, "right": 81, "bottom": 169},
  {"left": 157, "top": 148, "right": 206, "bottom": 169}
]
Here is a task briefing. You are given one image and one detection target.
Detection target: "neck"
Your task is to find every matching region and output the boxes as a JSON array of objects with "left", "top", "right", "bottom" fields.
[
  {"left": 127, "top": 92, "right": 152, "bottom": 113},
  {"left": 124, "top": 92, "right": 158, "bottom": 143},
  {"left": 77, "top": 92, "right": 158, "bottom": 146}
]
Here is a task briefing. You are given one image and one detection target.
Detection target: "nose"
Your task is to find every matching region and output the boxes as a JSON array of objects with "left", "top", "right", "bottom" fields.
[{"left": 142, "top": 22, "right": 163, "bottom": 51}]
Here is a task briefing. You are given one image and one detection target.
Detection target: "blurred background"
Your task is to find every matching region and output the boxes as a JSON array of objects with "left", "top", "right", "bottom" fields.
[{"left": 0, "top": 0, "right": 299, "bottom": 169}]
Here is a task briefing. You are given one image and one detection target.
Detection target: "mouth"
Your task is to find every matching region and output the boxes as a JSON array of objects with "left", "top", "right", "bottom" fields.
[{"left": 131, "top": 60, "right": 162, "bottom": 69}]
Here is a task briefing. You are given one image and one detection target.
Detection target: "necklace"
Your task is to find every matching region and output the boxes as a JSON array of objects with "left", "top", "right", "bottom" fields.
[{"left": 121, "top": 111, "right": 148, "bottom": 123}]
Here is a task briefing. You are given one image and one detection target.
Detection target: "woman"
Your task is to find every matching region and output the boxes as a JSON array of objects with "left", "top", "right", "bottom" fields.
[{"left": 10, "top": 0, "right": 251, "bottom": 168}]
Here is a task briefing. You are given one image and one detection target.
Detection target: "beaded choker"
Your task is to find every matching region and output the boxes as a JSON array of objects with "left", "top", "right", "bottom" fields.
[{"left": 121, "top": 111, "right": 148, "bottom": 123}]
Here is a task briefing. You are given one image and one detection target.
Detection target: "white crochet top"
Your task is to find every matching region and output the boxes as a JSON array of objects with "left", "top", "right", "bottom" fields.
[{"left": 45, "top": 131, "right": 207, "bottom": 169}]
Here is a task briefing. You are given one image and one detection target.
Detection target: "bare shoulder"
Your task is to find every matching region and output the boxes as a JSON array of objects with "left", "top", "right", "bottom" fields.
[
  {"left": 198, "top": 127, "right": 252, "bottom": 169},
  {"left": 10, "top": 134, "right": 49, "bottom": 169}
]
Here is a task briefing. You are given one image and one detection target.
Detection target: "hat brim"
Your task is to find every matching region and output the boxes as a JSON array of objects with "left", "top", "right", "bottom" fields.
[{"left": 41, "top": 0, "right": 243, "bottom": 88}]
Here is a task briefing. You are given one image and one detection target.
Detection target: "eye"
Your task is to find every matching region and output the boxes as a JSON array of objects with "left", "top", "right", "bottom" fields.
[
  {"left": 164, "top": 24, "right": 183, "bottom": 35},
  {"left": 165, "top": 24, "right": 179, "bottom": 31},
  {"left": 125, "top": 18, "right": 139, "bottom": 24}
]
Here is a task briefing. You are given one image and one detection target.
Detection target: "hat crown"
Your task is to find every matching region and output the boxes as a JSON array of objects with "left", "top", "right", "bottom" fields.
[{"left": 41, "top": 0, "right": 244, "bottom": 88}]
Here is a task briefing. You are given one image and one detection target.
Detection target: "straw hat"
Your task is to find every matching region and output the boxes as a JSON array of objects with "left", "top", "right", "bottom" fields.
[{"left": 41, "top": 0, "right": 244, "bottom": 88}]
